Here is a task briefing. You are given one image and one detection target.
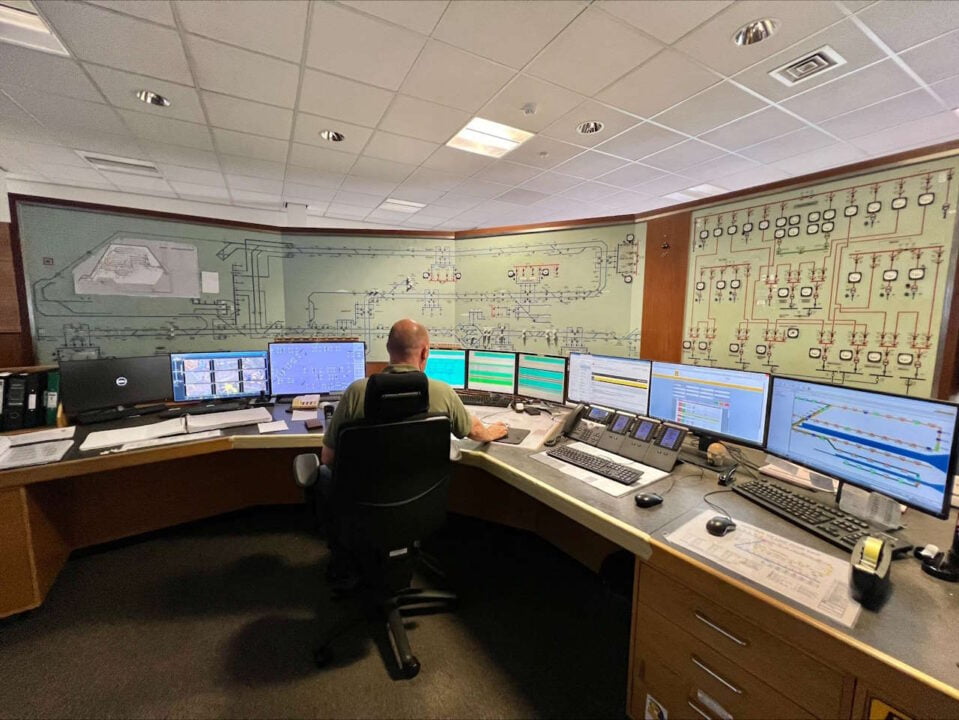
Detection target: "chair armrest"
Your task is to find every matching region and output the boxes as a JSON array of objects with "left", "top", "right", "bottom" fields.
[{"left": 293, "top": 453, "right": 321, "bottom": 488}]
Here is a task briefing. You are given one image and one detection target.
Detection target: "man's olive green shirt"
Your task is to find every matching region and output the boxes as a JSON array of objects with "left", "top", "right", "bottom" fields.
[{"left": 322, "top": 364, "right": 472, "bottom": 450}]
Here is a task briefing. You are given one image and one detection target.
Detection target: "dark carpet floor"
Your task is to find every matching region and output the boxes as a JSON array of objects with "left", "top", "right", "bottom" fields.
[{"left": 0, "top": 506, "right": 631, "bottom": 719}]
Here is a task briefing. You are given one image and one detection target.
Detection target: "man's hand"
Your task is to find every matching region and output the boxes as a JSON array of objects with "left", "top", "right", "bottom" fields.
[
  {"left": 468, "top": 415, "right": 510, "bottom": 443},
  {"left": 487, "top": 421, "right": 509, "bottom": 441}
]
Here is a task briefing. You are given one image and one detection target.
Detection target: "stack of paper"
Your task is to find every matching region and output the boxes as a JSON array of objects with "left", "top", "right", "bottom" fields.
[
  {"left": 0, "top": 435, "right": 73, "bottom": 470},
  {"left": 6, "top": 426, "right": 76, "bottom": 446},
  {"left": 79, "top": 417, "right": 187, "bottom": 452},
  {"left": 119, "top": 429, "right": 222, "bottom": 452},
  {"left": 185, "top": 407, "right": 273, "bottom": 432}
]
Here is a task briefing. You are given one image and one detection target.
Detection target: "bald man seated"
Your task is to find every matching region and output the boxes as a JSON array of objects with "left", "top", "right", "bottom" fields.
[{"left": 321, "top": 318, "right": 508, "bottom": 468}]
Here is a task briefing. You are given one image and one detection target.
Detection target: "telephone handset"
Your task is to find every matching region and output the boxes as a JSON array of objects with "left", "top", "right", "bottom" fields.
[{"left": 543, "top": 403, "right": 585, "bottom": 446}]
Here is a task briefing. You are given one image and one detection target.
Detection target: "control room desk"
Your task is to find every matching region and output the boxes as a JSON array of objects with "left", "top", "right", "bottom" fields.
[{"left": 1, "top": 413, "right": 958, "bottom": 719}]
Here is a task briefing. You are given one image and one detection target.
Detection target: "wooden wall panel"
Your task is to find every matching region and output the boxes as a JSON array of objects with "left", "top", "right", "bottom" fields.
[
  {"left": 640, "top": 212, "right": 691, "bottom": 362},
  {"left": 0, "top": 223, "right": 19, "bottom": 333},
  {"left": 0, "top": 221, "right": 33, "bottom": 366}
]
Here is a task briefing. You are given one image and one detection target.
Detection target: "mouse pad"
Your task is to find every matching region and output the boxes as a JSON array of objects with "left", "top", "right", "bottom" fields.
[{"left": 494, "top": 428, "right": 531, "bottom": 445}]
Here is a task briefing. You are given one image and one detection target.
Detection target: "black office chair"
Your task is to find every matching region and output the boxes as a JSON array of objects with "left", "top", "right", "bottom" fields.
[{"left": 293, "top": 371, "right": 456, "bottom": 679}]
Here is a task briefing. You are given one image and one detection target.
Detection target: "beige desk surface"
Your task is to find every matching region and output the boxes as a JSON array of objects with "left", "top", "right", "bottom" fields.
[{"left": 2, "top": 408, "right": 958, "bottom": 698}]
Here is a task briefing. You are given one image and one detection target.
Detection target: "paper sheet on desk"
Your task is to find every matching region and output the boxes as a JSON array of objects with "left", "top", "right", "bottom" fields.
[
  {"left": 666, "top": 510, "right": 861, "bottom": 628},
  {"left": 0, "top": 437, "right": 72, "bottom": 469},
  {"left": 532, "top": 441, "right": 668, "bottom": 497},
  {"left": 291, "top": 409, "right": 317, "bottom": 422},
  {"left": 80, "top": 417, "right": 187, "bottom": 451},
  {"left": 257, "top": 420, "right": 288, "bottom": 434},
  {"left": 5, "top": 425, "right": 76, "bottom": 446}
]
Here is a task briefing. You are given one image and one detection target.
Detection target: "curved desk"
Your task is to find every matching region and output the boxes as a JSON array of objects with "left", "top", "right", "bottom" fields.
[{"left": 1, "top": 413, "right": 957, "bottom": 719}]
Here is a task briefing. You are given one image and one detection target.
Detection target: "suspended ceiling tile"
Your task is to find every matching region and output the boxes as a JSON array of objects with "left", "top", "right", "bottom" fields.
[
  {"left": 739, "top": 127, "right": 835, "bottom": 164},
  {"left": 333, "top": 188, "right": 389, "bottom": 208},
  {"left": 698, "top": 107, "right": 804, "bottom": 150},
  {"left": 217, "top": 154, "right": 286, "bottom": 180},
  {"left": 307, "top": 3, "right": 426, "bottom": 90},
  {"left": 36, "top": 1, "right": 192, "bottom": 83},
  {"left": 362, "top": 131, "right": 439, "bottom": 166},
  {"left": 595, "top": 162, "right": 665, "bottom": 188},
  {"left": 720, "top": 164, "right": 792, "bottom": 190},
  {"left": 6, "top": 86, "right": 128, "bottom": 135},
  {"left": 284, "top": 165, "right": 346, "bottom": 188},
  {"left": 674, "top": 0, "right": 846, "bottom": 77},
  {"left": 493, "top": 187, "right": 551, "bottom": 206},
  {"left": 299, "top": 69, "right": 395, "bottom": 127},
  {"left": 552, "top": 150, "right": 628, "bottom": 180},
  {"left": 225, "top": 174, "right": 283, "bottom": 194},
  {"left": 350, "top": 155, "right": 417, "bottom": 183},
  {"left": 476, "top": 74, "right": 585, "bottom": 134},
  {"left": 432, "top": 0, "right": 586, "bottom": 69},
  {"left": 282, "top": 182, "right": 337, "bottom": 203},
  {"left": 378, "top": 94, "right": 470, "bottom": 143},
  {"left": 406, "top": 166, "right": 470, "bottom": 192},
  {"left": 187, "top": 35, "right": 299, "bottom": 107},
  {"left": 290, "top": 143, "right": 357, "bottom": 174},
  {"left": 292, "top": 113, "right": 374, "bottom": 155},
  {"left": 400, "top": 40, "right": 514, "bottom": 113},
  {"left": 771, "top": 142, "right": 866, "bottom": 176},
  {"left": 169, "top": 181, "right": 230, "bottom": 201},
  {"left": 88, "top": 0, "right": 175, "bottom": 26},
  {"left": 560, "top": 181, "right": 620, "bottom": 203},
  {"left": 526, "top": 8, "right": 661, "bottom": 96},
  {"left": 85, "top": 65, "right": 204, "bottom": 123},
  {"left": 820, "top": 90, "right": 942, "bottom": 140},
  {"left": 652, "top": 81, "right": 767, "bottom": 137},
  {"left": 594, "top": 122, "right": 686, "bottom": 161},
  {"left": 141, "top": 141, "right": 220, "bottom": 170},
  {"left": 541, "top": 99, "right": 641, "bottom": 148},
  {"left": 176, "top": 0, "right": 308, "bottom": 62},
  {"left": 641, "top": 139, "right": 725, "bottom": 172},
  {"left": 157, "top": 164, "right": 225, "bottom": 187},
  {"left": 473, "top": 160, "right": 542, "bottom": 185},
  {"left": 597, "top": 49, "right": 720, "bottom": 120},
  {"left": 598, "top": 0, "right": 731, "bottom": 44},
  {"left": 501, "top": 135, "right": 583, "bottom": 170},
  {"left": 0, "top": 44, "right": 104, "bottom": 102},
  {"left": 203, "top": 92, "right": 293, "bottom": 140},
  {"left": 421, "top": 145, "right": 495, "bottom": 175},
  {"left": 781, "top": 60, "right": 918, "bottom": 123},
  {"left": 339, "top": 0, "right": 449, "bottom": 35},
  {"left": 849, "top": 110, "right": 959, "bottom": 155},
  {"left": 678, "top": 153, "right": 760, "bottom": 183},
  {"left": 519, "top": 171, "right": 583, "bottom": 194},
  {"left": 899, "top": 29, "right": 959, "bottom": 85},
  {"left": 211, "top": 128, "right": 288, "bottom": 160},
  {"left": 857, "top": 0, "right": 959, "bottom": 52}
]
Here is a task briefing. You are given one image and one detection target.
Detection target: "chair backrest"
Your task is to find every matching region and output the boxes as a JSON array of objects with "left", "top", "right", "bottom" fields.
[{"left": 332, "top": 371, "right": 452, "bottom": 553}]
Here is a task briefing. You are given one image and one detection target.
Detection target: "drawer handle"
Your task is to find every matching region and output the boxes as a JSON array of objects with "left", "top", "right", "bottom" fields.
[
  {"left": 694, "top": 611, "right": 748, "bottom": 647},
  {"left": 687, "top": 700, "right": 713, "bottom": 719},
  {"left": 691, "top": 656, "right": 744, "bottom": 695}
]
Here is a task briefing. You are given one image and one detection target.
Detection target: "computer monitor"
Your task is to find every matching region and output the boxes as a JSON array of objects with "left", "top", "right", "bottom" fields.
[
  {"left": 648, "top": 362, "right": 770, "bottom": 447},
  {"left": 466, "top": 350, "right": 517, "bottom": 395},
  {"left": 268, "top": 341, "right": 366, "bottom": 396},
  {"left": 60, "top": 355, "right": 173, "bottom": 415},
  {"left": 516, "top": 353, "right": 567, "bottom": 403},
  {"left": 766, "top": 377, "right": 959, "bottom": 518},
  {"left": 567, "top": 353, "right": 651, "bottom": 415},
  {"left": 424, "top": 348, "right": 466, "bottom": 389},
  {"left": 170, "top": 350, "right": 268, "bottom": 402}
]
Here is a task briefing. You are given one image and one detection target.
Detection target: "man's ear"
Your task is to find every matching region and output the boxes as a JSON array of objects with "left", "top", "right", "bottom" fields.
[{"left": 420, "top": 345, "right": 430, "bottom": 369}]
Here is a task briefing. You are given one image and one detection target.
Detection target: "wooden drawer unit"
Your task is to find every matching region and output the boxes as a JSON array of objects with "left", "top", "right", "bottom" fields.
[
  {"left": 635, "top": 603, "right": 816, "bottom": 719},
  {"left": 638, "top": 565, "right": 845, "bottom": 717}
]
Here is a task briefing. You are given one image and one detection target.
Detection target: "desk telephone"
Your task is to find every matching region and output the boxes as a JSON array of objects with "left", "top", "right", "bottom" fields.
[{"left": 544, "top": 403, "right": 686, "bottom": 472}]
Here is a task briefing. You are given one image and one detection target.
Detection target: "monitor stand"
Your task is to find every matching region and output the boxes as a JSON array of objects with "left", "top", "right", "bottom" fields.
[
  {"left": 922, "top": 522, "right": 959, "bottom": 582},
  {"left": 759, "top": 456, "right": 838, "bottom": 493},
  {"left": 678, "top": 433, "right": 732, "bottom": 470}
]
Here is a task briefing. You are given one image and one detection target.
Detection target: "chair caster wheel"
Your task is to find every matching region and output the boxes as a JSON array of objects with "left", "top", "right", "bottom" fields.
[
  {"left": 313, "top": 646, "right": 333, "bottom": 667},
  {"left": 402, "top": 657, "right": 420, "bottom": 678}
]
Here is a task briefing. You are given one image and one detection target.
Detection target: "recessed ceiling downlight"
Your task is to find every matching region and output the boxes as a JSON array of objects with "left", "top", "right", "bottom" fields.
[
  {"left": 733, "top": 18, "right": 779, "bottom": 46},
  {"left": 319, "top": 129, "right": 345, "bottom": 142},
  {"left": 135, "top": 89, "right": 170, "bottom": 107},
  {"left": 576, "top": 121, "right": 604, "bottom": 135}
]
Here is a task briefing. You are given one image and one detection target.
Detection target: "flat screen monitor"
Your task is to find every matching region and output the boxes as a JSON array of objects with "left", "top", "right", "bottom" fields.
[
  {"left": 268, "top": 341, "right": 366, "bottom": 396},
  {"left": 170, "top": 350, "right": 268, "bottom": 402},
  {"left": 466, "top": 350, "right": 517, "bottom": 395},
  {"left": 766, "top": 377, "right": 958, "bottom": 518},
  {"left": 60, "top": 355, "right": 173, "bottom": 415},
  {"left": 648, "top": 362, "right": 770, "bottom": 447},
  {"left": 424, "top": 348, "right": 466, "bottom": 389},
  {"left": 567, "top": 353, "right": 651, "bottom": 415},
  {"left": 516, "top": 353, "right": 567, "bottom": 403}
]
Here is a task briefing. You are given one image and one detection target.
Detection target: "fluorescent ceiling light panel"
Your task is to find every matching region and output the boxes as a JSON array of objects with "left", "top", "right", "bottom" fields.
[
  {"left": 377, "top": 198, "right": 426, "bottom": 214},
  {"left": 685, "top": 183, "right": 726, "bottom": 197},
  {"left": 447, "top": 117, "right": 534, "bottom": 158},
  {"left": 78, "top": 151, "right": 161, "bottom": 177},
  {"left": 0, "top": 1, "right": 69, "bottom": 56},
  {"left": 664, "top": 191, "right": 696, "bottom": 202}
]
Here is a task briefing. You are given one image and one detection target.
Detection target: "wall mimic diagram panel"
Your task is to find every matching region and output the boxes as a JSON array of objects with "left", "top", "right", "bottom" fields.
[
  {"left": 683, "top": 159, "right": 959, "bottom": 396},
  {"left": 17, "top": 204, "right": 645, "bottom": 363}
]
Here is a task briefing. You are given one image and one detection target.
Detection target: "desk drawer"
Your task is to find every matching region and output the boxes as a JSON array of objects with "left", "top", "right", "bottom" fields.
[
  {"left": 635, "top": 603, "right": 815, "bottom": 720},
  {"left": 638, "top": 565, "right": 844, "bottom": 716}
]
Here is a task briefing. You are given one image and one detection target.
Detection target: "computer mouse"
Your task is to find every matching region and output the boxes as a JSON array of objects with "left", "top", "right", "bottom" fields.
[
  {"left": 524, "top": 406, "right": 541, "bottom": 416},
  {"left": 706, "top": 515, "right": 737, "bottom": 536},
  {"left": 634, "top": 492, "right": 663, "bottom": 508},
  {"left": 514, "top": 402, "right": 525, "bottom": 413}
]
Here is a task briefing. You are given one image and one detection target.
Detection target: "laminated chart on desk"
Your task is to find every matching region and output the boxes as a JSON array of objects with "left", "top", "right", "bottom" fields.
[
  {"left": 666, "top": 509, "right": 861, "bottom": 627},
  {"left": 682, "top": 158, "right": 959, "bottom": 396}
]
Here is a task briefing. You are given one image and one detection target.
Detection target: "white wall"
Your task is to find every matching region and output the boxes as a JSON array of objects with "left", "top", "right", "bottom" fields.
[{"left": 0, "top": 174, "right": 9, "bottom": 223}]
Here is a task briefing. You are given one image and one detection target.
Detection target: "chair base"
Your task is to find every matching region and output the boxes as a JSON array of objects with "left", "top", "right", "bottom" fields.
[{"left": 314, "top": 588, "right": 457, "bottom": 679}]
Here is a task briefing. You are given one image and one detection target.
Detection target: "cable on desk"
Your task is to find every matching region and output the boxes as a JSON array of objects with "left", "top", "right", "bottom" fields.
[{"left": 703, "top": 489, "right": 735, "bottom": 521}]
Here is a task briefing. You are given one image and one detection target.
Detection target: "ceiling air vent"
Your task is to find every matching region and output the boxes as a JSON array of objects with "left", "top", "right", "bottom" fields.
[
  {"left": 769, "top": 45, "right": 846, "bottom": 87},
  {"left": 78, "top": 152, "right": 161, "bottom": 177}
]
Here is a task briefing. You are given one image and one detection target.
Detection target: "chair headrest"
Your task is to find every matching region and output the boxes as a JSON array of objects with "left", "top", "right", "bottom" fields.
[{"left": 363, "top": 371, "right": 429, "bottom": 422}]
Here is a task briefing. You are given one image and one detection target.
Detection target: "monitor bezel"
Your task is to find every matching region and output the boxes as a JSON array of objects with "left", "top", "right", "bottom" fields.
[
  {"left": 424, "top": 347, "right": 468, "bottom": 390},
  {"left": 516, "top": 352, "right": 568, "bottom": 404},
  {"left": 647, "top": 361, "right": 772, "bottom": 449},
  {"left": 267, "top": 340, "right": 367, "bottom": 395},
  {"left": 169, "top": 350, "right": 269, "bottom": 402},
  {"left": 765, "top": 375, "right": 959, "bottom": 519},
  {"left": 566, "top": 352, "right": 652, "bottom": 415},
  {"left": 464, "top": 349, "right": 518, "bottom": 395}
]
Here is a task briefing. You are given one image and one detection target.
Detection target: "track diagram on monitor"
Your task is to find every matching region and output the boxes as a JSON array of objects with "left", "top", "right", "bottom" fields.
[{"left": 683, "top": 159, "right": 959, "bottom": 396}]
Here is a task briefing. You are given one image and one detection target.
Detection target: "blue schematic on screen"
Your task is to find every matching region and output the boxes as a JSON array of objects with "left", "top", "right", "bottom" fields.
[
  {"left": 766, "top": 378, "right": 958, "bottom": 516},
  {"left": 268, "top": 342, "right": 366, "bottom": 395},
  {"left": 648, "top": 362, "right": 770, "bottom": 446},
  {"left": 170, "top": 350, "right": 268, "bottom": 402},
  {"left": 424, "top": 349, "right": 466, "bottom": 389}
]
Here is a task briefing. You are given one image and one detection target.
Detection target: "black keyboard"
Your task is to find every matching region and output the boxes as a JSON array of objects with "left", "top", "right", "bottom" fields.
[
  {"left": 458, "top": 393, "right": 512, "bottom": 407},
  {"left": 547, "top": 445, "right": 643, "bottom": 486},
  {"left": 732, "top": 479, "right": 911, "bottom": 554},
  {"left": 158, "top": 401, "right": 246, "bottom": 418},
  {"left": 74, "top": 404, "right": 167, "bottom": 425}
]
